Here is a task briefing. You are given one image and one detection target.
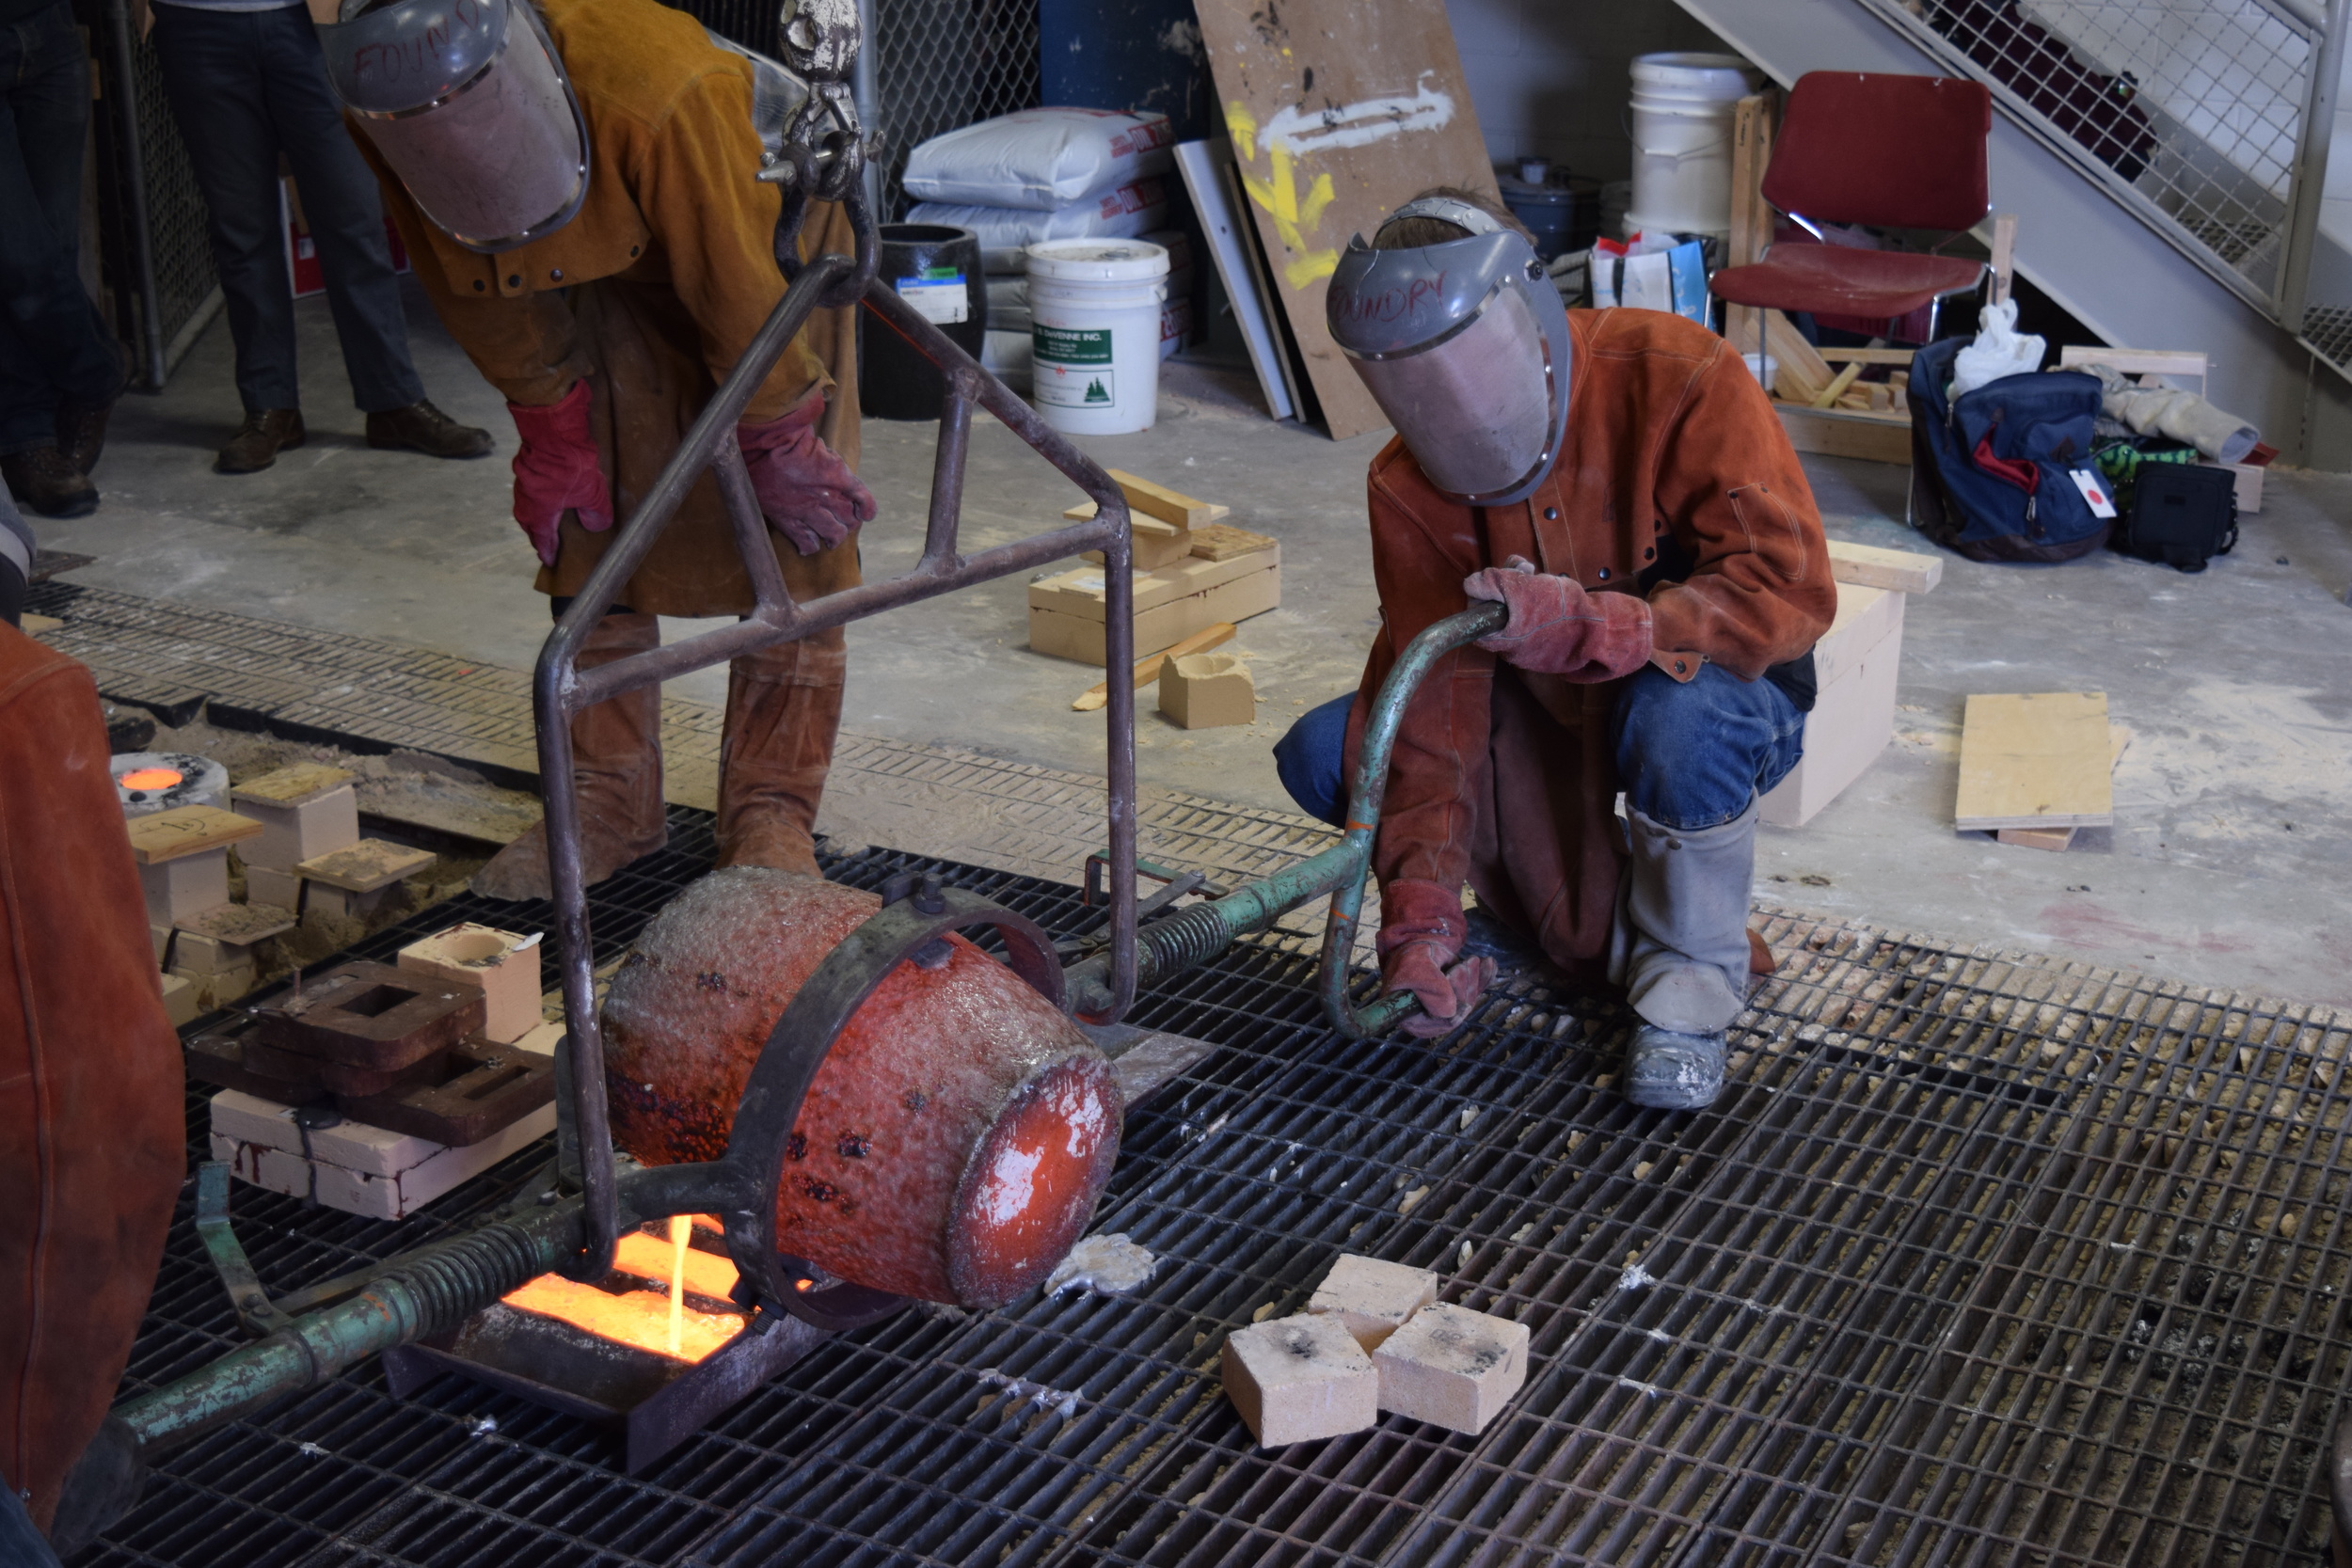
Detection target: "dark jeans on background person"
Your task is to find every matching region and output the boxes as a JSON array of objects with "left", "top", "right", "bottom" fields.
[
  {"left": 151, "top": 1, "right": 424, "bottom": 417},
  {"left": 0, "top": 0, "right": 125, "bottom": 457},
  {"left": 1273, "top": 662, "right": 1806, "bottom": 832}
]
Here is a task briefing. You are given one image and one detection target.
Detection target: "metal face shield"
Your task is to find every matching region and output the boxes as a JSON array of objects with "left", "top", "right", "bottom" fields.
[
  {"left": 1327, "top": 225, "right": 1573, "bottom": 507},
  {"left": 321, "top": 0, "right": 589, "bottom": 255}
]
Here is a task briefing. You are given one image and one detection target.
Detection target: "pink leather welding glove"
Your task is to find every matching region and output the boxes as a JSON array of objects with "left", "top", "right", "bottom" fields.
[
  {"left": 1465, "top": 554, "right": 1654, "bottom": 682},
  {"left": 1377, "top": 878, "right": 1498, "bottom": 1039},
  {"left": 507, "top": 380, "right": 612, "bottom": 566},
  {"left": 738, "top": 396, "right": 877, "bottom": 557}
]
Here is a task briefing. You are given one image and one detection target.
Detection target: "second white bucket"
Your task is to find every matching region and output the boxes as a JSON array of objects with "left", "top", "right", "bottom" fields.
[
  {"left": 1625, "top": 52, "right": 1756, "bottom": 240},
  {"left": 1025, "top": 238, "right": 1169, "bottom": 435}
]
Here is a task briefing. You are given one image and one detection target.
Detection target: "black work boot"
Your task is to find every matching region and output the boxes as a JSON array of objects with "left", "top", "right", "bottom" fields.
[
  {"left": 2, "top": 445, "right": 97, "bottom": 517},
  {"left": 366, "top": 400, "right": 493, "bottom": 459},
  {"left": 216, "top": 409, "right": 306, "bottom": 474},
  {"left": 56, "top": 395, "right": 119, "bottom": 475}
]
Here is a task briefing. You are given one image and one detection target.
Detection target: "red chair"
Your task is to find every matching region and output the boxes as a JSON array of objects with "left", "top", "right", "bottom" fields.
[{"left": 1710, "top": 72, "right": 1998, "bottom": 345}]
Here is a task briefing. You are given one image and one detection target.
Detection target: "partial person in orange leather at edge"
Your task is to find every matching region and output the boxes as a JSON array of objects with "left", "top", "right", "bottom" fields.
[
  {"left": 1281, "top": 188, "right": 1836, "bottom": 1109},
  {"left": 324, "top": 0, "right": 872, "bottom": 897}
]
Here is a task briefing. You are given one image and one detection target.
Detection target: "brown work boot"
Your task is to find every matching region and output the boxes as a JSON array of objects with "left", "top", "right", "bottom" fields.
[
  {"left": 216, "top": 409, "right": 305, "bottom": 473},
  {"left": 713, "top": 627, "right": 846, "bottom": 878},
  {"left": 472, "top": 611, "right": 670, "bottom": 902},
  {"left": 366, "top": 400, "right": 493, "bottom": 459},
  {"left": 56, "top": 395, "right": 118, "bottom": 476},
  {"left": 1, "top": 445, "right": 96, "bottom": 517}
]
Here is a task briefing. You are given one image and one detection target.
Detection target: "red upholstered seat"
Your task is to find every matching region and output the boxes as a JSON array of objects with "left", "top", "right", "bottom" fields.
[
  {"left": 1710, "top": 72, "right": 1994, "bottom": 330},
  {"left": 1710, "top": 243, "right": 1988, "bottom": 320}
]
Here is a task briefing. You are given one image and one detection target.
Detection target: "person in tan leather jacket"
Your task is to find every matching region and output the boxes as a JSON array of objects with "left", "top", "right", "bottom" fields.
[
  {"left": 329, "top": 0, "right": 870, "bottom": 896},
  {"left": 1285, "top": 190, "right": 1836, "bottom": 1108}
]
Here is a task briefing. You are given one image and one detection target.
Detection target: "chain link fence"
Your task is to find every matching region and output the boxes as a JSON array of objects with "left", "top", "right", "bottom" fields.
[{"left": 866, "top": 0, "right": 1041, "bottom": 216}]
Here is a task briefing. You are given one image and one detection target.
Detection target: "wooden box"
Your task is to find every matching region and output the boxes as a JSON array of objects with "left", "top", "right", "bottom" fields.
[{"left": 1028, "top": 544, "right": 1281, "bottom": 666}]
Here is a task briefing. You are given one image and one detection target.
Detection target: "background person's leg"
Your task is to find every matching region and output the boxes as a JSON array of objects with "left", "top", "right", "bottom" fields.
[{"left": 1271, "top": 691, "right": 1353, "bottom": 826}]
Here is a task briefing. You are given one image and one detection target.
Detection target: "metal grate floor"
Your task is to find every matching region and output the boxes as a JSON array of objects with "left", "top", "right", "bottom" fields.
[{"left": 72, "top": 812, "right": 2352, "bottom": 1568}]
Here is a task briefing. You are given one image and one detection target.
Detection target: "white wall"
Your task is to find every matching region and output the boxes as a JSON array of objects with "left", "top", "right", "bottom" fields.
[{"left": 1445, "top": 0, "right": 1748, "bottom": 181}]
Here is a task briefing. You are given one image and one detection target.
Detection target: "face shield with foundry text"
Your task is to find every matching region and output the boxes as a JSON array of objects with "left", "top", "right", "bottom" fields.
[
  {"left": 1327, "top": 225, "right": 1573, "bottom": 507},
  {"left": 320, "top": 0, "right": 589, "bottom": 255}
]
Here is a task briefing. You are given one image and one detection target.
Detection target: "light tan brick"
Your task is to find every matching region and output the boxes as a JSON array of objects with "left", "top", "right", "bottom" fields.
[
  {"left": 159, "top": 973, "right": 199, "bottom": 1028},
  {"left": 1221, "top": 1312, "right": 1378, "bottom": 1447},
  {"left": 1308, "top": 1254, "right": 1438, "bottom": 1351},
  {"left": 1372, "top": 1303, "right": 1529, "bottom": 1435},
  {"left": 171, "top": 930, "right": 255, "bottom": 976},
  {"left": 245, "top": 864, "right": 302, "bottom": 911},
  {"left": 399, "top": 923, "right": 541, "bottom": 1043},
  {"left": 140, "top": 850, "right": 229, "bottom": 927},
  {"left": 234, "top": 784, "right": 360, "bottom": 871}
]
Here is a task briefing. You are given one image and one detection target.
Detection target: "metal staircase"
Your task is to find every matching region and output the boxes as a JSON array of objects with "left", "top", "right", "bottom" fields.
[{"left": 1681, "top": 0, "right": 2352, "bottom": 456}]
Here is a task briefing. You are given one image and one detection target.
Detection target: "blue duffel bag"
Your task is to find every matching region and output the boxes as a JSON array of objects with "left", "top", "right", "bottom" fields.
[{"left": 1907, "top": 336, "right": 2111, "bottom": 562}]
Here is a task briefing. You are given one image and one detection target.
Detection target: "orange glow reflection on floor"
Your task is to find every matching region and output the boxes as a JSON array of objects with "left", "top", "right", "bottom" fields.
[
  {"left": 119, "top": 768, "right": 183, "bottom": 790},
  {"left": 500, "top": 1217, "right": 745, "bottom": 1365}
]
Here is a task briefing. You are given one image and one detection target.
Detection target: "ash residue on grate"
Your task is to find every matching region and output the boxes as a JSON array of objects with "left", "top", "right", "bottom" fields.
[{"left": 76, "top": 846, "right": 2352, "bottom": 1568}]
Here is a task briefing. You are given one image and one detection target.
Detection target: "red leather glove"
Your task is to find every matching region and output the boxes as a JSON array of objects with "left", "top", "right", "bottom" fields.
[
  {"left": 739, "top": 397, "right": 877, "bottom": 556},
  {"left": 1376, "top": 879, "right": 1498, "bottom": 1039},
  {"left": 507, "top": 380, "right": 612, "bottom": 566},
  {"left": 1465, "top": 555, "right": 1654, "bottom": 682}
]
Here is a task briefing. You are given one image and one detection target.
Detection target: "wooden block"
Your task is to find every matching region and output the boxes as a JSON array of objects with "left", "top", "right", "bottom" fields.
[
  {"left": 400, "top": 924, "right": 544, "bottom": 1044},
  {"left": 20, "top": 613, "right": 61, "bottom": 635},
  {"left": 1108, "top": 469, "right": 1224, "bottom": 529},
  {"left": 1029, "top": 555, "right": 1281, "bottom": 666},
  {"left": 1372, "top": 1303, "right": 1529, "bottom": 1435},
  {"left": 1073, "top": 622, "right": 1237, "bottom": 711},
  {"left": 159, "top": 973, "right": 200, "bottom": 1028},
  {"left": 1825, "top": 538, "right": 1941, "bottom": 594},
  {"left": 1158, "top": 652, "right": 1256, "bottom": 729},
  {"left": 1811, "top": 361, "right": 1865, "bottom": 410},
  {"left": 231, "top": 762, "right": 356, "bottom": 806},
  {"left": 1187, "top": 522, "right": 1277, "bottom": 562},
  {"left": 1954, "top": 692, "right": 2114, "bottom": 831},
  {"left": 296, "top": 838, "right": 436, "bottom": 893},
  {"left": 141, "top": 851, "right": 230, "bottom": 927},
  {"left": 1775, "top": 403, "right": 1911, "bottom": 465},
  {"left": 127, "top": 804, "right": 263, "bottom": 865},
  {"left": 1996, "top": 825, "right": 2078, "bottom": 852},
  {"left": 1764, "top": 311, "right": 1833, "bottom": 399},
  {"left": 1308, "top": 1255, "right": 1439, "bottom": 1352},
  {"left": 1758, "top": 588, "right": 1904, "bottom": 829},
  {"left": 233, "top": 783, "right": 361, "bottom": 872},
  {"left": 1083, "top": 530, "right": 1195, "bottom": 571},
  {"left": 175, "top": 899, "right": 296, "bottom": 946},
  {"left": 1221, "top": 1313, "right": 1380, "bottom": 1447}
]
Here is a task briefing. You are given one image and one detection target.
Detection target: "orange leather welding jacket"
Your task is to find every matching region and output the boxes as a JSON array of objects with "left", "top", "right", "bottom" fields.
[
  {"left": 0, "top": 626, "right": 183, "bottom": 1529},
  {"left": 1344, "top": 308, "right": 1838, "bottom": 978}
]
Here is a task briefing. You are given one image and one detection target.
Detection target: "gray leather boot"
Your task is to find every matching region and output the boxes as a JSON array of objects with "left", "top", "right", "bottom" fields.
[{"left": 1610, "top": 799, "right": 1758, "bottom": 1109}]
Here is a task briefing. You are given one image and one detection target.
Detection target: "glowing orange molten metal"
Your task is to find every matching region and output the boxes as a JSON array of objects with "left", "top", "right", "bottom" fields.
[
  {"left": 500, "top": 1220, "right": 746, "bottom": 1364},
  {"left": 119, "top": 768, "right": 183, "bottom": 790}
]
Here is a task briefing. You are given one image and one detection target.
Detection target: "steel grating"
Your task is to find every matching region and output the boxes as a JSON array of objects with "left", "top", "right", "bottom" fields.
[{"left": 71, "top": 808, "right": 2352, "bottom": 1568}]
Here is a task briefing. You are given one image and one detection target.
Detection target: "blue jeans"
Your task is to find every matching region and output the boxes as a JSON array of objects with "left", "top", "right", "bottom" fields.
[
  {"left": 151, "top": 2, "right": 424, "bottom": 415},
  {"left": 1274, "top": 663, "right": 1805, "bottom": 832},
  {"left": 0, "top": 0, "right": 125, "bottom": 455}
]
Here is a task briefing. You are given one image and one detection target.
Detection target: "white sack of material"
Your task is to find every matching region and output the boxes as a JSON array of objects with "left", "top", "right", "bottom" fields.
[
  {"left": 903, "top": 108, "right": 1176, "bottom": 211},
  {"left": 910, "top": 178, "right": 1172, "bottom": 273}
]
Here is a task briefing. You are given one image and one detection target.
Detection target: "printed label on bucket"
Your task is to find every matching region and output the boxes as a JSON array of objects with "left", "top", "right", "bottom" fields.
[
  {"left": 1033, "top": 324, "right": 1119, "bottom": 407},
  {"left": 896, "top": 266, "right": 969, "bottom": 325}
]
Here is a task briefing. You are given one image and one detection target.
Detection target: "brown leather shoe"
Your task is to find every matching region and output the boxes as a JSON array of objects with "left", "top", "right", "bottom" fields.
[
  {"left": 56, "top": 396, "right": 118, "bottom": 476},
  {"left": 1, "top": 445, "right": 97, "bottom": 518},
  {"left": 713, "top": 626, "right": 846, "bottom": 878},
  {"left": 366, "top": 400, "right": 493, "bottom": 459},
  {"left": 216, "top": 409, "right": 305, "bottom": 474},
  {"left": 472, "top": 611, "right": 669, "bottom": 902}
]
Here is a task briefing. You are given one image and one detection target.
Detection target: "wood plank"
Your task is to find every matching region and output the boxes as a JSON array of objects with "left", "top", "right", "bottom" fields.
[
  {"left": 1723, "top": 92, "right": 1775, "bottom": 349},
  {"left": 1816, "top": 347, "right": 1919, "bottom": 365},
  {"left": 1195, "top": 0, "right": 1496, "bottom": 439},
  {"left": 128, "top": 804, "right": 264, "bottom": 865},
  {"left": 1073, "top": 623, "right": 1238, "bottom": 711},
  {"left": 1988, "top": 212, "right": 2017, "bottom": 306},
  {"left": 1811, "top": 361, "right": 1865, "bottom": 410},
  {"left": 295, "top": 838, "right": 437, "bottom": 893},
  {"left": 231, "top": 761, "right": 355, "bottom": 806},
  {"left": 1776, "top": 404, "right": 1912, "bottom": 465},
  {"left": 2056, "top": 345, "right": 2208, "bottom": 388},
  {"left": 1763, "top": 311, "right": 1833, "bottom": 404},
  {"left": 1954, "top": 692, "right": 2114, "bottom": 831},
  {"left": 1826, "top": 539, "right": 1942, "bottom": 594},
  {"left": 1060, "top": 502, "right": 1185, "bottom": 536}
]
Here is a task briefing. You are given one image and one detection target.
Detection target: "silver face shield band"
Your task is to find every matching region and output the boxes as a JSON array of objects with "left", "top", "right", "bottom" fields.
[
  {"left": 1327, "top": 225, "right": 1573, "bottom": 507},
  {"left": 321, "top": 0, "right": 590, "bottom": 254}
]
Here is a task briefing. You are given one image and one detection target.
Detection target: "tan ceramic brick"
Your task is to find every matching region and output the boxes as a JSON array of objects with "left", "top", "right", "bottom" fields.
[
  {"left": 159, "top": 973, "right": 199, "bottom": 1028},
  {"left": 1372, "top": 1303, "right": 1529, "bottom": 1435},
  {"left": 234, "top": 784, "right": 360, "bottom": 872},
  {"left": 140, "top": 850, "right": 229, "bottom": 927},
  {"left": 244, "top": 865, "right": 302, "bottom": 912},
  {"left": 1308, "top": 1254, "right": 1439, "bottom": 1351},
  {"left": 1221, "top": 1312, "right": 1379, "bottom": 1447},
  {"left": 399, "top": 923, "right": 541, "bottom": 1043},
  {"left": 170, "top": 930, "right": 254, "bottom": 976}
]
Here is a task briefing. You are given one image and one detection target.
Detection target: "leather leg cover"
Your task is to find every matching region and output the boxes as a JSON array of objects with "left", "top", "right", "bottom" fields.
[
  {"left": 716, "top": 626, "right": 846, "bottom": 877},
  {"left": 1608, "top": 800, "right": 1758, "bottom": 1035},
  {"left": 473, "top": 612, "right": 668, "bottom": 901}
]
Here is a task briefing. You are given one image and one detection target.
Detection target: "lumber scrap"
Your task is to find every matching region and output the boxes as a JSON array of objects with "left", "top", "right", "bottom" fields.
[
  {"left": 1825, "top": 539, "right": 1941, "bottom": 594},
  {"left": 1073, "top": 623, "right": 1238, "bottom": 711},
  {"left": 1955, "top": 692, "right": 2114, "bottom": 832}
]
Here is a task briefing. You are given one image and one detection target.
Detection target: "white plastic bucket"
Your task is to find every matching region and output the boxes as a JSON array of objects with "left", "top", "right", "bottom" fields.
[
  {"left": 1625, "top": 53, "right": 1756, "bottom": 240},
  {"left": 1025, "top": 239, "right": 1169, "bottom": 435}
]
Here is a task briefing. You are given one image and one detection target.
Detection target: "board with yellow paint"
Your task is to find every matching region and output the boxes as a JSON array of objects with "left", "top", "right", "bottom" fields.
[{"left": 1194, "top": 0, "right": 1499, "bottom": 440}]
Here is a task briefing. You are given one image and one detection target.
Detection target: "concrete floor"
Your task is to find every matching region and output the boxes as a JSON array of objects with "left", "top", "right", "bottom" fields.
[{"left": 32, "top": 280, "right": 2352, "bottom": 1004}]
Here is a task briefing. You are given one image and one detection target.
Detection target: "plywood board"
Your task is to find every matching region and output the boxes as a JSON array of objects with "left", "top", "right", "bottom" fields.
[
  {"left": 1954, "top": 692, "right": 2114, "bottom": 831},
  {"left": 129, "top": 804, "right": 264, "bottom": 864},
  {"left": 1194, "top": 0, "right": 1497, "bottom": 440}
]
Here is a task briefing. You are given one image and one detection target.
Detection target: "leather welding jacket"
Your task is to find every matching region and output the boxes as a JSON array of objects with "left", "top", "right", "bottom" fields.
[
  {"left": 365, "top": 0, "right": 859, "bottom": 617},
  {"left": 1344, "top": 308, "right": 1837, "bottom": 979},
  {"left": 0, "top": 626, "right": 183, "bottom": 1531}
]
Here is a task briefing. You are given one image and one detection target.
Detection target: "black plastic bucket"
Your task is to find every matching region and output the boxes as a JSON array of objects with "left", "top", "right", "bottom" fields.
[{"left": 860, "top": 224, "right": 989, "bottom": 421}]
